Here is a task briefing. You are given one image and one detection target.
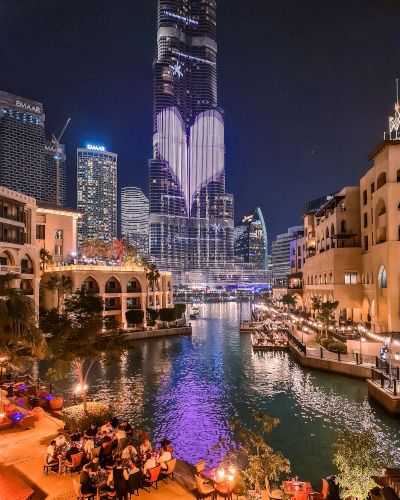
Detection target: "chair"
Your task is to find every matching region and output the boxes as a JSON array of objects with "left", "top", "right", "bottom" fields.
[
  {"left": 313, "top": 479, "right": 329, "bottom": 500},
  {"left": 73, "top": 479, "right": 95, "bottom": 500},
  {"left": 195, "top": 474, "right": 215, "bottom": 500},
  {"left": 215, "top": 480, "right": 235, "bottom": 500},
  {"left": 49, "top": 397, "right": 63, "bottom": 410},
  {"left": 91, "top": 446, "right": 101, "bottom": 460},
  {"left": 64, "top": 452, "right": 84, "bottom": 477},
  {"left": 16, "top": 414, "right": 35, "bottom": 431},
  {"left": 143, "top": 466, "right": 162, "bottom": 493},
  {"left": 42, "top": 453, "right": 58, "bottom": 475},
  {"left": 293, "top": 493, "right": 310, "bottom": 500},
  {"left": 265, "top": 478, "right": 283, "bottom": 500},
  {"left": 161, "top": 458, "right": 176, "bottom": 483},
  {"left": 4, "top": 404, "right": 16, "bottom": 417},
  {"left": 117, "top": 436, "right": 131, "bottom": 453},
  {"left": 101, "top": 440, "right": 113, "bottom": 457},
  {"left": 196, "top": 460, "right": 206, "bottom": 473},
  {"left": 30, "top": 407, "right": 45, "bottom": 421},
  {"left": 128, "top": 470, "right": 143, "bottom": 497}
]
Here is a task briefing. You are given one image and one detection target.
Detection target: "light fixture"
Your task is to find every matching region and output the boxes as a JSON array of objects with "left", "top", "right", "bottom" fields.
[
  {"left": 361, "top": 337, "right": 366, "bottom": 342},
  {"left": 217, "top": 466, "right": 225, "bottom": 477}
]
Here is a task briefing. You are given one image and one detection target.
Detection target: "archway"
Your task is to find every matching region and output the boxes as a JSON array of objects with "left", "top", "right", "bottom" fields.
[
  {"left": 105, "top": 276, "right": 121, "bottom": 293},
  {"left": 81, "top": 276, "right": 100, "bottom": 293},
  {"left": 127, "top": 276, "right": 141, "bottom": 293},
  {"left": 0, "top": 250, "right": 15, "bottom": 267},
  {"left": 377, "top": 172, "right": 387, "bottom": 190}
]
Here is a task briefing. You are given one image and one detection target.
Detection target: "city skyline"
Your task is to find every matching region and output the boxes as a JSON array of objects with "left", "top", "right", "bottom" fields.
[{"left": 0, "top": 1, "right": 397, "bottom": 245}]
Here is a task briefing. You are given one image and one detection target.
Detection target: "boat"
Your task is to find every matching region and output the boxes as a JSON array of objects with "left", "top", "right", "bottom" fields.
[{"left": 189, "top": 308, "right": 200, "bottom": 319}]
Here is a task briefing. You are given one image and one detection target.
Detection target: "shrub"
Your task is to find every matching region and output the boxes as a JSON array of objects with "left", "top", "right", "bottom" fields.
[
  {"left": 159, "top": 307, "right": 178, "bottom": 322},
  {"left": 328, "top": 341, "right": 347, "bottom": 354},
  {"left": 316, "top": 334, "right": 324, "bottom": 345},
  {"left": 126, "top": 309, "right": 144, "bottom": 326},
  {"left": 321, "top": 337, "right": 336, "bottom": 349},
  {"left": 174, "top": 303, "right": 186, "bottom": 317},
  {"left": 61, "top": 402, "right": 112, "bottom": 431},
  {"left": 146, "top": 308, "right": 159, "bottom": 322}
]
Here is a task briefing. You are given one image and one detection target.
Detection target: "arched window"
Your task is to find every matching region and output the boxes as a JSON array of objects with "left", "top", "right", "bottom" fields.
[
  {"left": 378, "top": 266, "right": 387, "bottom": 289},
  {"left": 362, "top": 274, "right": 365, "bottom": 284},
  {"left": 377, "top": 172, "right": 387, "bottom": 190},
  {"left": 366, "top": 273, "right": 369, "bottom": 284},
  {"left": 398, "top": 203, "right": 400, "bottom": 211},
  {"left": 397, "top": 169, "right": 400, "bottom": 182},
  {"left": 326, "top": 227, "right": 329, "bottom": 239},
  {"left": 340, "top": 220, "right": 346, "bottom": 233}
]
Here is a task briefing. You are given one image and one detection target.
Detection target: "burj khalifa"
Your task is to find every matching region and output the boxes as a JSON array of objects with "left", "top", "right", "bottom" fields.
[{"left": 149, "top": 0, "right": 234, "bottom": 278}]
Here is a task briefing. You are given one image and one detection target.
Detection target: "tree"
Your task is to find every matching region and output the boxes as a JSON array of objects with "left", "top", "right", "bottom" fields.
[
  {"left": 108, "top": 239, "right": 135, "bottom": 267},
  {"left": 44, "top": 274, "right": 72, "bottom": 313},
  {"left": 146, "top": 308, "right": 159, "bottom": 325},
  {"left": 0, "top": 273, "right": 46, "bottom": 372},
  {"left": 40, "top": 248, "right": 54, "bottom": 271},
  {"left": 316, "top": 300, "right": 339, "bottom": 336},
  {"left": 212, "top": 412, "right": 290, "bottom": 494},
  {"left": 126, "top": 309, "right": 144, "bottom": 326},
  {"left": 46, "top": 289, "right": 132, "bottom": 411},
  {"left": 159, "top": 308, "right": 177, "bottom": 322},
  {"left": 80, "top": 239, "right": 106, "bottom": 261},
  {"left": 333, "top": 429, "right": 396, "bottom": 500},
  {"left": 311, "top": 297, "right": 321, "bottom": 317},
  {"left": 281, "top": 294, "right": 297, "bottom": 311},
  {"left": 260, "top": 291, "right": 274, "bottom": 307},
  {"left": 174, "top": 303, "right": 186, "bottom": 318},
  {"left": 123, "top": 246, "right": 138, "bottom": 266},
  {"left": 146, "top": 262, "right": 161, "bottom": 289}
]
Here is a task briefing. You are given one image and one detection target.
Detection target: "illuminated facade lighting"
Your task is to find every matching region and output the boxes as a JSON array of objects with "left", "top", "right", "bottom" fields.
[
  {"left": 234, "top": 207, "right": 268, "bottom": 270},
  {"left": 121, "top": 187, "right": 149, "bottom": 256}
]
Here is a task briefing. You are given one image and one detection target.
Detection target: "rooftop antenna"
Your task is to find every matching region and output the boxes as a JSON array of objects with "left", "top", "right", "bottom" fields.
[
  {"left": 397, "top": 79, "right": 399, "bottom": 106},
  {"left": 52, "top": 118, "right": 71, "bottom": 206}
]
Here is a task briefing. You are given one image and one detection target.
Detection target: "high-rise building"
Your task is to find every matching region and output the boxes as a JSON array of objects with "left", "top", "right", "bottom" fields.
[
  {"left": 148, "top": 0, "right": 234, "bottom": 277},
  {"left": 77, "top": 145, "right": 117, "bottom": 246},
  {"left": 234, "top": 208, "right": 268, "bottom": 269},
  {"left": 271, "top": 226, "right": 303, "bottom": 287},
  {"left": 0, "top": 90, "right": 66, "bottom": 205},
  {"left": 121, "top": 187, "right": 149, "bottom": 256}
]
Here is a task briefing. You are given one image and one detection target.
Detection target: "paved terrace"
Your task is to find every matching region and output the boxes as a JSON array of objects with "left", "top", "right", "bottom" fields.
[{"left": 0, "top": 402, "right": 201, "bottom": 500}]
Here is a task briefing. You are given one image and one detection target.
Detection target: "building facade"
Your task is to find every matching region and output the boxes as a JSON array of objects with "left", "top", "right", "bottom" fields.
[
  {"left": 121, "top": 187, "right": 149, "bottom": 256},
  {"left": 271, "top": 226, "right": 303, "bottom": 287},
  {"left": 77, "top": 146, "right": 117, "bottom": 246},
  {"left": 234, "top": 207, "right": 268, "bottom": 269},
  {"left": 148, "top": 0, "right": 234, "bottom": 277},
  {"left": 0, "top": 91, "right": 65, "bottom": 205}
]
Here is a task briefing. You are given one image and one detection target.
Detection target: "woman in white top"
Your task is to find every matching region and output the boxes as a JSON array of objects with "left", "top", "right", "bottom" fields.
[
  {"left": 55, "top": 433, "right": 66, "bottom": 447},
  {"left": 83, "top": 437, "right": 94, "bottom": 456},
  {"left": 143, "top": 453, "right": 157, "bottom": 476},
  {"left": 114, "top": 425, "right": 126, "bottom": 441},
  {"left": 157, "top": 446, "right": 172, "bottom": 470},
  {"left": 101, "top": 422, "right": 114, "bottom": 434}
]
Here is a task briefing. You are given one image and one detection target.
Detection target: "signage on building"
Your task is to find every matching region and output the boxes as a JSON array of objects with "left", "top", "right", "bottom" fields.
[
  {"left": 87, "top": 145, "right": 105, "bottom": 151},
  {"left": 15, "top": 100, "right": 41, "bottom": 114},
  {"left": 45, "top": 145, "right": 62, "bottom": 153}
]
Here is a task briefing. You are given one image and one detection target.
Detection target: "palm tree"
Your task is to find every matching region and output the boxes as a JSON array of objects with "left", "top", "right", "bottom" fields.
[
  {"left": 123, "top": 246, "right": 138, "bottom": 266},
  {"left": 40, "top": 248, "right": 54, "bottom": 271},
  {"left": 44, "top": 274, "right": 73, "bottom": 313},
  {"left": 80, "top": 239, "right": 106, "bottom": 261},
  {"left": 110, "top": 239, "right": 136, "bottom": 266},
  {"left": 281, "top": 294, "right": 297, "bottom": 312},
  {"left": 146, "top": 262, "right": 160, "bottom": 290},
  {"left": 0, "top": 273, "right": 46, "bottom": 371}
]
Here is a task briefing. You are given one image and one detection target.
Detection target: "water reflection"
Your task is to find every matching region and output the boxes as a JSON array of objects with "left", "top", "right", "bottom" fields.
[{"left": 39, "top": 302, "right": 400, "bottom": 483}]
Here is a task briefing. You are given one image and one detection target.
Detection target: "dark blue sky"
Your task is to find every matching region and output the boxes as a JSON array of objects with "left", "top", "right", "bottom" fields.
[{"left": 0, "top": 0, "right": 398, "bottom": 247}]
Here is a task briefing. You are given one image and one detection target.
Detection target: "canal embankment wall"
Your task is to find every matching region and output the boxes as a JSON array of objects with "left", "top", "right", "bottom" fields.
[
  {"left": 124, "top": 326, "right": 192, "bottom": 341},
  {"left": 366, "top": 380, "right": 400, "bottom": 415}
]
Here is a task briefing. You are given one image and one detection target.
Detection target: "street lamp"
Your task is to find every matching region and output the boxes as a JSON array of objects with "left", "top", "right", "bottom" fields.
[
  {"left": 360, "top": 335, "right": 366, "bottom": 364},
  {"left": 303, "top": 326, "right": 308, "bottom": 344}
]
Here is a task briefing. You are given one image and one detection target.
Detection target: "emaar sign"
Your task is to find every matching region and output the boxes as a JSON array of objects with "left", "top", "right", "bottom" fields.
[{"left": 87, "top": 145, "right": 105, "bottom": 151}]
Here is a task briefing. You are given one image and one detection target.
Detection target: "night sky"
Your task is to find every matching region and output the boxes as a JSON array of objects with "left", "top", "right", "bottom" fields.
[{"left": 0, "top": 0, "right": 399, "bottom": 247}]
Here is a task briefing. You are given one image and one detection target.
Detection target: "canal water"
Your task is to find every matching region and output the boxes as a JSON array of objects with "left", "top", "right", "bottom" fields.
[{"left": 40, "top": 302, "right": 400, "bottom": 484}]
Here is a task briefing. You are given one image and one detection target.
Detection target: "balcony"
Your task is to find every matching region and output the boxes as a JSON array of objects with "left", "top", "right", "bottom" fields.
[
  {"left": 127, "top": 304, "right": 141, "bottom": 310},
  {"left": 0, "top": 265, "right": 20, "bottom": 274},
  {"left": 21, "top": 267, "right": 34, "bottom": 275},
  {"left": 2, "top": 212, "right": 24, "bottom": 223},
  {"left": 105, "top": 305, "right": 121, "bottom": 311},
  {"left": 105, "top": 287, "right": 121, "bottom": 294},
  {"left": 21, "top": 289, "right": 33, "bottom": 296},
  {"left": 127, "top": 287, "right": 140, "bottom": 293},
  {"left": 0, "top": 236, "right": 22, "bottom": 245}
]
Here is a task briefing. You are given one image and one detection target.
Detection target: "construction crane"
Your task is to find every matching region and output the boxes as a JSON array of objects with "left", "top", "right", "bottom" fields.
[{"left": 52, "top": 118, "right": 71, "bottom": 206}]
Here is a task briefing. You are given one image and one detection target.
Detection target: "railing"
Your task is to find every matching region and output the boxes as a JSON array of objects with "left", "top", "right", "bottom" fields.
[
  {"left": 127, "top": 287, "right": 140, "bottom": 293},
  {"left": 127, "top": 305, "right": 140, "bottom": 310},
  {"left": 371, "top": 368, "right": 399, "bottom": 396},
  {"left": 0, "top": 236, "right": 21, "bottom": 244},
  {"left": 376, "top": 359, "right": 400, "bottom": 379},
  {"left": 287, "top": 331, "right": 307, "bottom": 355},
  {"left": 21, "top": 288, "right": 33, "bottom": 295},
  {"left": 105, "top": 305, "right": 121, "bottom": 311},
  {"left": 104, "top": 287, "right": 121, "bottom": 294},
  {"left": 2, "top": 212, "right": 24, "bottom": 222},
  {"left": 305, "top": 346, "right": 376, "bottom": 366},
  {"left": 0, "top": 265, "right": 20, "bottom": 273},
  {"left": 21, "top": 267, "right": 34, "bottom": 275}
]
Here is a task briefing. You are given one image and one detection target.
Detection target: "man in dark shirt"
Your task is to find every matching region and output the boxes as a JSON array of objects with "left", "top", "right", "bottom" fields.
[
  {"left": 84, "top": 423, "right": 98, "bottom": 438},
  {"left": 87, "top": 457, "right": 101, "bottom": 473},
  {"left": 80, "top": 466, "right": 96, "bottom": 495},
  {"left": 70, "top": 429, "right": 81, "bottom": 442},
  {"left": 66, "top": 444, "right": 79, "bottom": 463},
  {"left": 121, "top": 420, "right": 132, "bottom": 436},
  {"left": 101, "top": 431, "right": 112, "bottom": 445},
  {"left": 102, "top": 449, "right": 118, "bottom": 469}
]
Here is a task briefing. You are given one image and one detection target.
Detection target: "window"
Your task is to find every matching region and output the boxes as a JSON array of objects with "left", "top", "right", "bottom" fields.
[
  {"left": 55, "top": 229, "right": 62, "bottom": 239},
  {"left": 55, "top": 245, "right": 62, "bottom": 256},
  {"left": 0, "top": 257, "right": 6, "bottom": 265},
  {"left": 320, "top": 275, "right": 322, "bottom": 284},
  {"left": 324, "top": 274, "right": 327, "bottom": 284},
  {"left": 340, "top": 202, "right": 345, "bottom": 212},
  {"left": 311, "top": 276, "right": 313, "bottom": 285},
  {"left": 307, "top": 276, "right": 310, "bottom": 285},
  {"left": 398, "top": 203, "right": 400, "bottom": 211},
  {"left": 364, "top": 235, "right": 368, "bottom": 251},
  {"left": 366, "top": 274, "right": 369, "bottom": 284},
  {"left": 298, "top": 246, "right": 301, "bottom": 256},
  {"left": 363, "top": 190, "right": 367, "bottom": 206},
  {"left": 371, "top": 272, "right": 374, "bottom": 284},
  {"left": 345, "top": 272, "right": 357, "bottom": 284},
  {"left": 397, "top": 170, "right": 400, "bottom": 182},
  {"left": 364, "top": 213, "right": 368, "bottom": 228},
  {"left": 371, "top": 208, "right": 373, "bottom": 225},
  {"left": 341, "top": 220, "right": 346, "bottom": 233},
  {"left": 330, "top": 273, "right": 333, "bottom": 284},
  {"left": 36, "top": 224, "right": 45, "bottom": 239},
  {"left": 21, "top": 259, "right": 28, "bottom": 268},
  {"left": 298, "top": 259, "right": 301, "bottom": 269},
  {"left": 378, "top": 267, "right": 387, "bottom": 289},
  {"left": 106, "top": 281, "right": 115, "bottom": 289},
  {"left": 371, "top": 182, "right": 375, "bottom": 197},
  {"left": 377, "top": 172, "right": 386, "bottom": 190},
  {"left": 291, "top": 260, "right": 295, "bottom": 268},
  {"left": 398, "top": 226, "right": 400, "bottom": 241}
]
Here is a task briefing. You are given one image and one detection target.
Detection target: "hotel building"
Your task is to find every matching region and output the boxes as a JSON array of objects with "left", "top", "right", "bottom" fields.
[
  {"left": 234, "top": 208, "right": 268, "bottom": 270},
  {"left": 121, "top": 187, "right": 149, "bottom": 256},
  {"left": 77, "top": 146, "right": 117, "bottom": 246}
]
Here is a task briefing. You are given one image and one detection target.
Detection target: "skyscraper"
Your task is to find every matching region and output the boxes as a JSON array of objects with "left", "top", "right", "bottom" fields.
[
  {"left": 121, "top": 187, "right": 149, "bottom": 256},
  {"left": 77, "top": 145, "right": 117, "bottom": 246},
  {"left": 0, "top": 90, "right": 66, "bottom": 205},
  {"left": 271, "top": 226, "right": 303, "bottom": 287},
  {"left": 149, "top": 0, "right": 234, "bottom": 276},
  {"left": 234, "top": 208, "right": 268, "bottom": 270}
]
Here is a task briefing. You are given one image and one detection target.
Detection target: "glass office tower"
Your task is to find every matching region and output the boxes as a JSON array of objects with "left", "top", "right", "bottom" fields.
[
  {"left": 77, "top": 147, "right": 117, "bottom": 246},
  {"left": 121, "top": 187, "right": 149, "bottom": 256},
  {"left": 149, "top": 0, "right": 234, "bottom": 275},
  {"left": 234, "top": 208, "right": 268, "bottom": 270}
]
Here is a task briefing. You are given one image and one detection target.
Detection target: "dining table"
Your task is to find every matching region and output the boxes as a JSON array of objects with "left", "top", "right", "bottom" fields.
[{"left": 282, "top": 481, "right": 314, "bottom": 497}]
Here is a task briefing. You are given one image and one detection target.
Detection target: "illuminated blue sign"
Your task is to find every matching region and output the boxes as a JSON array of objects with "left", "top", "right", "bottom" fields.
[
  {"left": 87, "top": 144, "right": 105, "bottom": 151},
  {"left": 170, "top": 61, "right": 183, "bottom": 78}
]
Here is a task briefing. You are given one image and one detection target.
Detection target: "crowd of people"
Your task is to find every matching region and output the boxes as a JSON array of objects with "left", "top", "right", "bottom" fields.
[{"left": 45, "top": 418, "right": 174, "bottom": 500}]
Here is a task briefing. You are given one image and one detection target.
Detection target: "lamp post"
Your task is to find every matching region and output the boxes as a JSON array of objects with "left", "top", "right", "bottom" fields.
[{"left": 360, "top": 335, "right": 366, "bottom": 364}]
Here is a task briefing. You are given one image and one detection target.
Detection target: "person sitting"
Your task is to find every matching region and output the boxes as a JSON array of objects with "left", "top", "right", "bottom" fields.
[
  {"left": 103, "top": 449, "right": 119, "bottom": 469},
  {"left": 143, "top": 452, "right": 156, "bottom": 477},
  {"left": 70, "top": 428, "right": 81, "bottom": 442},
  {"left": 100, "top": 430, "right": 112, "bottom": 445},
  {"left": 87, "top": 456, "right": 101, "bottom": 473},
  {"left": 46, "top": 440, "right": 58, "bottom": 465},
  {"left": 80, "top": 465, "right": 96, "bottom": 495},
  {"left": 157, "top": 445, "right": 172, "bottom": 470},
  {"left": 121, "top": 420, "right": 132, "bottom": 436},
  {"left": 110, "top": 416, "right": 120, "bottom": 429},
  {"left": 114, "top": 425, "right": 126, "bottom": 442},
  {"left": 121, "top": 444, "right": 137, "bottom": 461},
  {"left": 107, "top": 460, "right": 129, "bottom": 500},
  {"left": 66, "top": 443, "right": 79, "bottom": 463},
  {"left": 84, "top": 423, "right": 98, "bottom": 438},
  {"left": 55, "top": 432, "right": 66, "bottom": 448},
  {"left": 139, "top": 439, "right": 151, "bottom": 454},
  {"left": 83, "top": 437, "right": 94, "bottom": 458},
  {"left": 101, "top": 421, "right": 114, "bottom": 434}
]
